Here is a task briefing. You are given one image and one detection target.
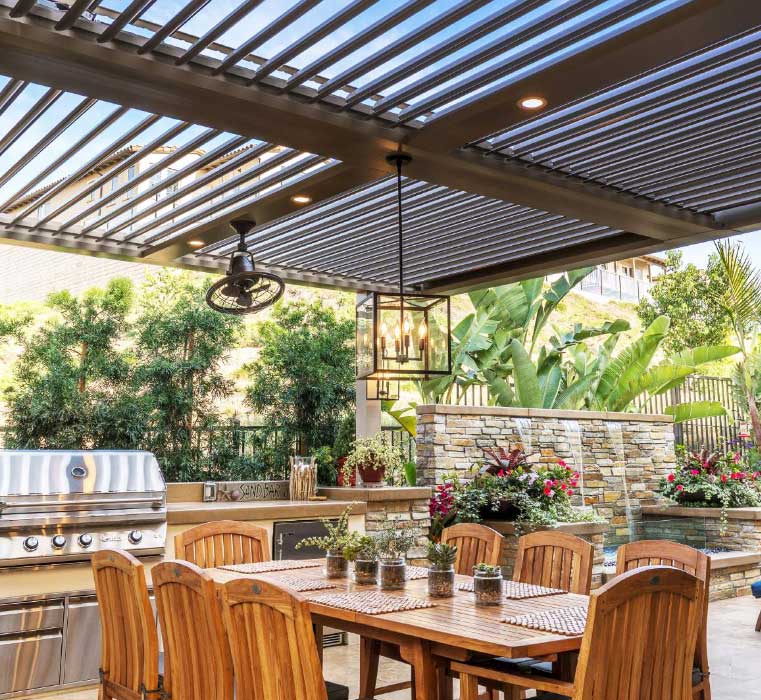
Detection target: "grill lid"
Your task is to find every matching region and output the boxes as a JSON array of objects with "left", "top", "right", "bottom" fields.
[{"left": 0, "top": 450, "right": 165, "bottom": 497}]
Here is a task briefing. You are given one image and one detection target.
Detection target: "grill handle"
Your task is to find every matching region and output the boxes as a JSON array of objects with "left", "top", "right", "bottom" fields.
[{"left": 1, "top": 496, "right": 164, "bottom": 510}]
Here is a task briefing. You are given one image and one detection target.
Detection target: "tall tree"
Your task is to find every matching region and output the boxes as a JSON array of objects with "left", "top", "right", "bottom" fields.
[
  {"left": 245, "top": 300, "right": 355, "bottom": 451},
  {"left": 4, "top": 278, "right": 139, "bottom": 448},
  {"left": 131, "top": 270, "right": 240, "bottom": 480},
  {"left": 637, "top": 250, "right": 730, "bottom": 355}
]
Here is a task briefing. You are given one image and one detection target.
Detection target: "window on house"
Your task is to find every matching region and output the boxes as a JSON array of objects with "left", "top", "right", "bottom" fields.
[
  {"left": 127, "top": 164, "right": 137, "bottom": 181},
  {"left": 110, "top": 175, "right": 119, "bottom": 192}
]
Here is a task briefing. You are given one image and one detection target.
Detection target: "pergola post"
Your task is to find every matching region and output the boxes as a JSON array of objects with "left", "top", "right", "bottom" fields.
[{"left": 355, "top": 377, "right": 381, "bottom": 439}]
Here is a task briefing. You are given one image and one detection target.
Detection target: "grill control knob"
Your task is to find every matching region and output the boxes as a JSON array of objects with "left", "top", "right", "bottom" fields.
[
  {"left": 23, "top": 536, "right": 39, "bottom": 552},
  {"left": 78, "top": 534, "right": 93, "bottom": 548},
  {"left": 51, "top": 535, "right": 67, "bottom": 549},
  {"left": 128, "top": 530, "right": 143, "bottom": 545}
]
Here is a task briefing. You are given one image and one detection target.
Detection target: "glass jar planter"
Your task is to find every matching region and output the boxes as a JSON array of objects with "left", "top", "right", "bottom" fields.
[
  {"left": 325, "top": 551, "right": 349, "bottom": 579},
  {"left": 473, "top": 569, "right": 503, "bottom": 606},
  {"left": 428, "top": 565, "right": 455, "bottom": 598},
  {"left": 379, "top": 558, "right": 406, "bottom": 590},
  {"left": 354, "top": 558, "right": 379, "bottom": 585}
]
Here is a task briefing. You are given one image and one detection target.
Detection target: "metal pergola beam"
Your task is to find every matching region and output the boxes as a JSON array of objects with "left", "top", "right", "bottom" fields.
[{"left": 0, "top": 0, "right": 728, "bottom": 247}]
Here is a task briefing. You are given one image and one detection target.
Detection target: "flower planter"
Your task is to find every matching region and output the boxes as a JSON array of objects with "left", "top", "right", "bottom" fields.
[
  {"left": 379, "top": 559, "right": 406, "bottom": 590},
  {"left": 675, "top": 490, "right": 720, "bottom": 506},
  {"left": 354, "top": 558, "right": 378, "bottom": 585},
  {"left": 359, "top": 464, "right": 385, "bottom": 485},
  {"left": 473, "top": 570, "right": 503, "bottom": 606},
  {"left": 478, "top": 499, "right": 520, "bottom": 521},
  {"left": 428, "top": 566, "right": 455, "bottom": 598},
  {"left": 325, "top": 551, "right": 349, "bottom": 579},
  {"left": 336, "top": 458, "right": 356, "bottom": 486}
]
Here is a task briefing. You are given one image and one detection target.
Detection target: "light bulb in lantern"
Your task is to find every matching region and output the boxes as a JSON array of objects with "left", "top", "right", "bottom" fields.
[{"left": 418, "top": 320, "right": 427, "bottom": 351}]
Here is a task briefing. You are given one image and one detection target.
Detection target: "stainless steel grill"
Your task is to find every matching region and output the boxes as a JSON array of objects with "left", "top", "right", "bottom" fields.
[{"left": 0, "top": 450, "right": 166, "bottom": 567}]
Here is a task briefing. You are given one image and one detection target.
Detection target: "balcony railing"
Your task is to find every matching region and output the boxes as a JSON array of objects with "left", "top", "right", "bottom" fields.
[{"left": 579, "top": 268, "right": 651, "bottom": 302}]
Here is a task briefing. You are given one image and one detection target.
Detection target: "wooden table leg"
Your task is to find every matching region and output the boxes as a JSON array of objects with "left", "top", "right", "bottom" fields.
[
  {"left": 359, "top": 637, "right": 381, "bottom": 700},
  {"left": 313, "top": 624, "right": 324, "bottom": 666},
  {"left": 399, "top": 638, "right": 438, "bottom": 700}
]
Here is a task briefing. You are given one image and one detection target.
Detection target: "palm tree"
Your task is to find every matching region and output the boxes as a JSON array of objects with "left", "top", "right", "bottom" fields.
[{"left": 714, "top": 240, "right": 761, "bottom": 448}]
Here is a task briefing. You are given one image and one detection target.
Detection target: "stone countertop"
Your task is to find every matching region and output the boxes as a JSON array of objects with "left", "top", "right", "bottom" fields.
[
  {"left": 318, "top": 486, "right": 432, "bottom": 502},
  {"left": 641, "top": 504, "right": 761, "bottom": 520},
  {"left": 167, "top": 499, "right": 366, "bottom": 525}
]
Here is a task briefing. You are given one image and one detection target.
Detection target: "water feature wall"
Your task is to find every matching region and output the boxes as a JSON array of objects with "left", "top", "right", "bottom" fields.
[{"left": 415, "top": 405, "right": 677, "bottom": 543}]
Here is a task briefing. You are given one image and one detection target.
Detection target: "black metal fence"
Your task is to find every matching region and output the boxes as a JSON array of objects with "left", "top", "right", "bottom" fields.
[{"left": 635, "top": 375, "right": 742, "bottom": 450}]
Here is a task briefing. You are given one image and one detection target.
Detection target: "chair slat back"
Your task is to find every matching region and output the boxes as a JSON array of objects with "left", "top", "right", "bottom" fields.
[
  {"left": 174, "top": 520, "right": 270, "bottom": 568},
  {"left": 221, "top": 577, "right": 327, "bottom": 700},
  {"left": 153, "top": 561, "right": 234, "bottom": 700},
  {"left": 616, "top": 539, "right": 710, "bottom": 682},
  {"left": 513, "top": 530, "right": 594, "bottom": 594},
  {"left": 91, "top": 549, "right": 160, "bottom": 700},
  {"left": 574, "top": 566, "right": 703, "bottom": 700},
  {"left": 440, "top": 523, "right": 503, "bottom": 575}
]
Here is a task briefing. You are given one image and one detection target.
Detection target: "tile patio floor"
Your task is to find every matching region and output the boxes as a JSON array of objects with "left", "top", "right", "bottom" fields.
[{"left": 29, "top": 596, "right": 761, "bottom": 700}]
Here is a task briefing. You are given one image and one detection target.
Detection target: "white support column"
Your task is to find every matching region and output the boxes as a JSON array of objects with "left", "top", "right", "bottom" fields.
[{"left": 355, "top": 378, "right": 381, "bottom": 438}]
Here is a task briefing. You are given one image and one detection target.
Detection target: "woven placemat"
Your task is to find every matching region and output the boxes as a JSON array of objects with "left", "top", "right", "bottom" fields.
[
  {"left": 503, "top": 606, "right": 587, "bottom": 636},
  {"left": 457, "top": 580, "right": 565, "bottom": 599},
  {"left": 268, "top": 575, "right": 336, "bottom": 592},
  {"left": 219, "top": 559, "right": 323, "bottom": 574},
  {"left": 406, "top": 566, "right": 429, "bottom": 580},
  {"left": 311, "top": 591, "right": 436, "bottom": 615}
]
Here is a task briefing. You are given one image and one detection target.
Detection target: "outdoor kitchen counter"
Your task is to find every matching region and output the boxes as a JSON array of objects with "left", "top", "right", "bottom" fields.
[{"left": 167, "top": 498, "right": 367, "bottom": 525}]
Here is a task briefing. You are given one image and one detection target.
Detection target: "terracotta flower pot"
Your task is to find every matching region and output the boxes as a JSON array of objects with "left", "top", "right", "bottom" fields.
[
  {"left": 359, "top": 464, "right": 385, "bottom": 485},
  {"left": 478, "top": 499, "right": 520, "bottom": 521},
  {"left": 336, "top": 457, "right": 356, "bottom": 486}
]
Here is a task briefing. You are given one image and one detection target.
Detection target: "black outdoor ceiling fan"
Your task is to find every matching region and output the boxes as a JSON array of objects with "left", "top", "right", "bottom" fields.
[{"left": 205, "top": 220, "right": 285, "bottom": 315}]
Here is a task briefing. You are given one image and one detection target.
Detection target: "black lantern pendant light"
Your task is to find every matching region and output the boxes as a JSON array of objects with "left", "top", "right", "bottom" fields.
[{"left": 356, "top": 154, "right": 451, "bottom": 382}]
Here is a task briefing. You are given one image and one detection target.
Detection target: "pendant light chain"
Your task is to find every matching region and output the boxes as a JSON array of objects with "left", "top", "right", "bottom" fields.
[{"left": 396, "top": 155, "right": 404, "bottom": 296}]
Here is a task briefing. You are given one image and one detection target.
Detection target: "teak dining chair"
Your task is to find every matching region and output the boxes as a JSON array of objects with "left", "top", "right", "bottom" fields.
[
  {"left": 220, "top": 576, "right": 327, "bottom": 700},
  {"left": 441, "top": 522, "right": 504, "bottom": 575},
  {"left": 92, "top": 549, "right": 162, "bottom": 700},
  {"left": 616, "top": 539, "right": 711, "bottom": 700},
  {"left": 514, "top": 530, "right": 594, "bottom": 595},
  {"left": 360, "top": 523, "right": 504, "bottom": 700},
  {"left": 152, "top": 560, "right": 234, "bottom": 700},
  {"left": 453, "top": 566, "right": 705, "bottom": 700},
  {"left": 174, "top": 520, "right": 270, "bottom": 568}
]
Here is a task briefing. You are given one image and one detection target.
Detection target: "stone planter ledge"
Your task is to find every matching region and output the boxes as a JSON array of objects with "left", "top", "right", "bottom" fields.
[
  {"left": 416, "top": 404, "right": 673, "bottom": 423},
  {"left": 319, "top": 486, "right": 433, "bottom": 502},
  {"left": 642, "top": 504, "right": 761, "bottom": 520},
  {"left": 483, "top": 520, "right": 608, "bottom": 537}
]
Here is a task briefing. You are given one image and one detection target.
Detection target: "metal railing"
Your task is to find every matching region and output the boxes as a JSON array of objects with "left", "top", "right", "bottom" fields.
[{"left": 579, "top": 267, "right": 651, "bottom": 302}]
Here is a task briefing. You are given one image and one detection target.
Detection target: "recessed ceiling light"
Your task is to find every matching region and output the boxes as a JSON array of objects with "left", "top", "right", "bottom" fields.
[
  {"left": 291, "top": 194, "right": 312, "bottom": 204},
  {"left": 188, "top": 239, "right": 205, "bottom": 248},
  {"left": 518, "top": 96, "right": 547, "bottom": 110}
]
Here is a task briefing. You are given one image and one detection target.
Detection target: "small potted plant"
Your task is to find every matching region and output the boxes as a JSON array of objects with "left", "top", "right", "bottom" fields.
[
  {"left": 343, "top": 434, "right": 403, "bottom": 486},
  {"left": 344, "top": 534, "right": 379, "bottom": 585},
  {"left": 296, "top": 506, "right": 354, "bottom": 578},
  {"left": 473, "top": 563, "right": 503, "bottom": 606},
  {"left": 375, "top": 523, "right": 416, "bottom": 590},
  {"left": 427, "top": 542, "right": 457, "bottom": 598}
]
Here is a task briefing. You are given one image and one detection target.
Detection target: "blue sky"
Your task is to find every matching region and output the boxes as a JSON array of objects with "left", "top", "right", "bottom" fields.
[{"left": 680, "top": 232, "right": 761, "bottom": 269}]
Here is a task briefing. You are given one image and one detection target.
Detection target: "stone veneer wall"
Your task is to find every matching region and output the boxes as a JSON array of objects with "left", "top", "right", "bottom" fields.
[
  {"left": 319, "top": 487, "right": 432, "bottom": 565},
  {"left": 416, "top": 405, "right": 677, "bottom": 545},
  {"left": 485, "top": 521, "right": 608, "bottom": 589}
]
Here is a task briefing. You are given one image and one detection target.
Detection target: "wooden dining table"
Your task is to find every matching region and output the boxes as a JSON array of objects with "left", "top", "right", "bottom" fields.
[{"left": 207, "top": 562, "right": 588, "bottom": 700}]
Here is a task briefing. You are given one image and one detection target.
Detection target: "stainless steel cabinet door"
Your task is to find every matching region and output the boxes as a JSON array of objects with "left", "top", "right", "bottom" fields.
[
  {"left": 0, "top": 632, "right": 63, "bottom": 694},
  {"left": 62, "top": 596, "right": 101, "bottom": 685}
]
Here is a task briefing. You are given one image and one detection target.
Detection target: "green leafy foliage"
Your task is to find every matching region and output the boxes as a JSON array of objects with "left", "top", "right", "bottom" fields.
[
  {"left": 131, "top": 271, "right": 242, "bottom": 481},
  {"left": 3, "top": 278, "right": 143, "bottom": 449},
  {"left": 427, "top": 541, "right": 458, "bottom": 569},
  {"left": 637, "top": 251, "right": 730, "bottom": 355},
  {"left": 245, "top": 300, "right": 355, "bottom": 453}
]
